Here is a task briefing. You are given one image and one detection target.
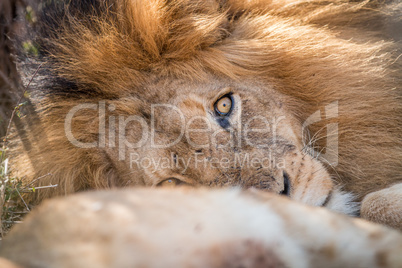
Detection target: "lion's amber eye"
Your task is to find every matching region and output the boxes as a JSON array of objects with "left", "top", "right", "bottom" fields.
[
  {"left": 157, "top": 178, "right": 183, "bottom": 188},
  {"left": 214, "top": 95, "right": 232, "bottom": 116}
]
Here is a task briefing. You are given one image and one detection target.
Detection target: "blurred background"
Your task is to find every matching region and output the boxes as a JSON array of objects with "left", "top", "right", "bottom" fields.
[{"left": 0, "top": 0, "right": 21, "bottom": 138}]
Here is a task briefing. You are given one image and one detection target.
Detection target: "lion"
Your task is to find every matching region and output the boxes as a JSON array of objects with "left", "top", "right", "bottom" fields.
[
  {"left": 9, "top": 0, "right": 402, "bottom": 229},
  {"left": 1, "top": 188, "right": 402, "bottom": 267}
]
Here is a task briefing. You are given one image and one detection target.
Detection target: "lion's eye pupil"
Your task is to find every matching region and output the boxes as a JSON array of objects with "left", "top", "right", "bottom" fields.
[{"left": 215, "top": 96, "right": 232, "bottom": 116}]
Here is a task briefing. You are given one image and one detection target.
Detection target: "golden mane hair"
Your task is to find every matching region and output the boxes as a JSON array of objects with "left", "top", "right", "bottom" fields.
[{"left": 12, "top": 0, "right": 401, "bottom": 202}]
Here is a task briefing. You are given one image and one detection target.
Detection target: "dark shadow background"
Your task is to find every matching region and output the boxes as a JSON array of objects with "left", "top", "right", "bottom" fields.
[{"left": 0, "top": 0, "right": 25, "bottom": 138}]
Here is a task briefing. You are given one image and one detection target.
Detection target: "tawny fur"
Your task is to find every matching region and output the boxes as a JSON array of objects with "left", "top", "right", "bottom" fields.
[
  {"left": 1, "top": 188, "right": 402, "bottom": 268},
  {"left": 10, "top": 0, "right": 402, "bottom": 228}
]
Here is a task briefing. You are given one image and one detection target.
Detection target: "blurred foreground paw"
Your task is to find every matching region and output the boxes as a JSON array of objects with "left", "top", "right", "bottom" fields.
[{"left": 0, "top": 188, "right": 401, "bottom": 268}]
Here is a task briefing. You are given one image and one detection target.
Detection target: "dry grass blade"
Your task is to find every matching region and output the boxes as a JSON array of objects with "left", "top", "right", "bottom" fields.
[{"left": 0, "top": 64, "right": 42, "bottom": 237}]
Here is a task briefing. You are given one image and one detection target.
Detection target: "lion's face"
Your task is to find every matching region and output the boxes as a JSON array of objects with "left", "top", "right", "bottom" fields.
[
  {"left": 14, "top": 0, "right": 391, "bottom": 214},
  {"left": 101, "top": 77, "right": 341, "bottom": 210}
]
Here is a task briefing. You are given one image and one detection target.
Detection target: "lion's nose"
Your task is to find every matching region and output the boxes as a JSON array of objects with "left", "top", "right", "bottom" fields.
[{"left": 279, "top": 172, "right": 290, "bottom": 196}]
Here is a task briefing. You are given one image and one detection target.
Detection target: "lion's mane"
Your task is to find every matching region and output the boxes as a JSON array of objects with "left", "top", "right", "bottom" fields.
[{"left": 12, "top": 0, "right": 402, "bottom": 202}]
